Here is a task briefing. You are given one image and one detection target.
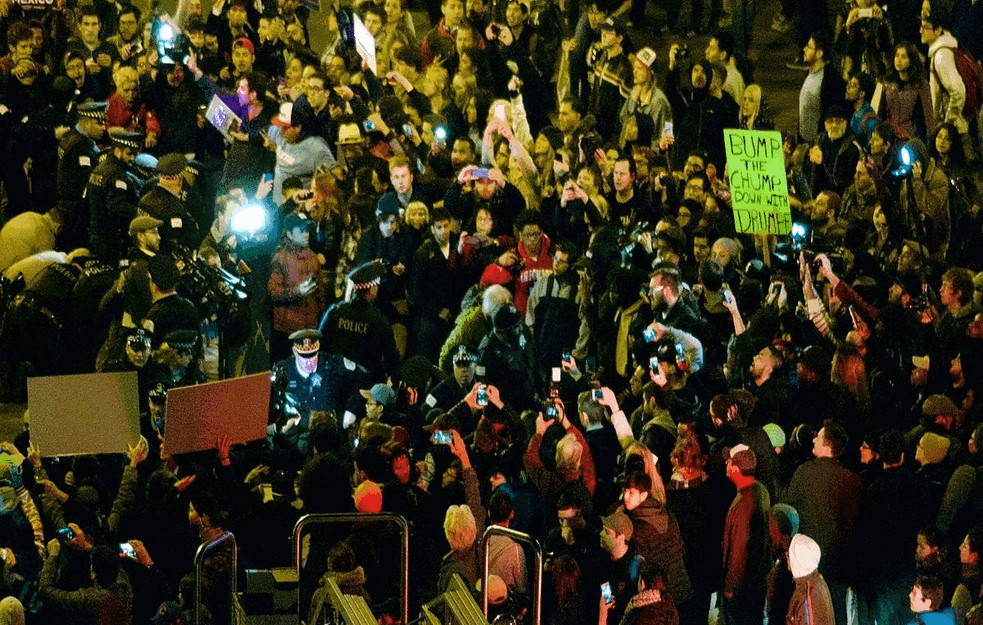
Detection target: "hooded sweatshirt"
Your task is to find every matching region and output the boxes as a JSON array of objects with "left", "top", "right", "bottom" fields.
[
  {"left": 927, "top": 32, "right": 968, "bottom": 133},
  {"left": 786, "top": 534, "right": 835, "bottom": 625},
  {"left": 624, "top": 499, "right": 693, "bottom": 602}
]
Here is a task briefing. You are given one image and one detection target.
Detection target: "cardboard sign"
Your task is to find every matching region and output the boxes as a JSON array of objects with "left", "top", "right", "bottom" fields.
[
  {"left": 163, "top": 373, "right": 271, "bottom": 454},
  {"left": 352, "top": 14, "right": 377, "bottom": 76},
  {"left": 205, "top": 95, "right": 243, "bottom": 141},
  {"left": 723, "top": 129, "right": 792, "bottom": 235},
  {"left": 28, "top": 372, "right": 141, "bottom": 456}
]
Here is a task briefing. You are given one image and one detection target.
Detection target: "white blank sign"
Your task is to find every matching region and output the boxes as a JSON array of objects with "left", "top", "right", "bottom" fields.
[{"left": 28, "top": 372, "right": 141, "bottom": 456}]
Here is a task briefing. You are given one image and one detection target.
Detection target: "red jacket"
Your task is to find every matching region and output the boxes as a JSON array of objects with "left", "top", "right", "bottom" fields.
[
  {"left": 514, "top": 234, "right": 552, "bottom": 317},
  {"left": 267, "top": 243, "right": 324, "bottom": 332},
  {"left": 106, "top": 92, "right": 161, "bottom": 138}
]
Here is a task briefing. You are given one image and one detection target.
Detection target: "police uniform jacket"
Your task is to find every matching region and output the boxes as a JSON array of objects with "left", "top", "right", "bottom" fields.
[
  {"left": 142, "top": 293, "right": 201, "bottom": 348},
  {"left": 273, "top": 352, "right": 371, "bottom": 416},
  {"left": 319, "top": 297, "right": 400, "bottom": 382},
  {"left": 424, "top": 376, "right": 470, "bottom": 413},
  {"left": 87, "top": 154, "right": 143, "bottom": 264},
  {"left": 138, "top": 185, "right": 199, "bottom": 253},
  {"left": 58, "top": 127, "right": 101, "bottom": 207}
]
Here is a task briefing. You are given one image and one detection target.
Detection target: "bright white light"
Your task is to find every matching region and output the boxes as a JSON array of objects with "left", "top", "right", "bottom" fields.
[
  {"left": 159, "top": 24, "right": 174, "bottom": 42},
  {"left": 231, "top": 204, "right": 267, "bottom": 235}
]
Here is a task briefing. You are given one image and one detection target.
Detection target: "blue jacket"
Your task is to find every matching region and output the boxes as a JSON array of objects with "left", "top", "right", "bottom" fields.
[{"left": 908, "top": 606, "right": 957, "bottom": 625}]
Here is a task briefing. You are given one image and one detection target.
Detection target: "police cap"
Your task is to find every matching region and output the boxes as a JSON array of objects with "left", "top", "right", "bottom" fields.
[
  {"left": 125, "top": 327, "right": 153, "bottom": 351},
  {"left": 452, "top": 345, "right": 477, "bottom": 366},
  {"left": 78, "top": 100, "right": 108, "bottom": 122},
  {"left": 162, "top": 329, "right": 198, "bottom": 353},
  {"left": 492, "top": 305, "right": 521, "bottom": 332},
  {"left": 156, "top": 153, "right": 188, "bottom": 177},
  {"left": 289, "top": 329, "right": 321, "bottom": 357},
  {"left": 348, "top": 260, "right": 384, "bottom": 291},
  {"left": 109, "top": 128, "right": 144, "bottom": 150}
]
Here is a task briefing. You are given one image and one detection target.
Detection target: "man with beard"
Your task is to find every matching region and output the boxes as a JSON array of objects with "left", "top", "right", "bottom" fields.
[
  {"left": 808, "top": 104, "right": 861, "bottom": 196},
  {"left": 410, "top": 209, "right": 467, "bottom": 359},
  {"left": 636, "top": 263, "right": 713, "bottom": 349},
  {"left": 748, "top": 344, "right": 792, "bottom": 428},
  {"left": 444, "top": 164, "right": 526, "bottom": 238},
  {"left": 605, "top": 155, "right": 652, "bottom": 228},
  {"left": 526, "top": 241, "right": 583, "bottom": 379},
  {"left": 585, "top": 17, "right": 632, "bottom": 140},
  {"left": 96, "top": 216, "right": 165, "bottom": 371},
  {"left": 106, "top": 7, "right": 143, "bottom": 64},
  {"left": 666, "top": 46, "right": 711, "bottom": 170}
]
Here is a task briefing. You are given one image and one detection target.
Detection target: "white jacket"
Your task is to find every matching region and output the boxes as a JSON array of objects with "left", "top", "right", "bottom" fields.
[{"left": 928, "top": 31, "right": 969, "bottom": 133}]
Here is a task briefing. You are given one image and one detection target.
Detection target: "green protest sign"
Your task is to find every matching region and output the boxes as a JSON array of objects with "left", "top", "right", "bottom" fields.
[{"left": 724, "top": 129, "right": 792, "bottom": 235}]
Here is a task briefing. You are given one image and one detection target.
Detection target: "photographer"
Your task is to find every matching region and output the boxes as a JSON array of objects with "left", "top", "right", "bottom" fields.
[{"left": 444, "top": 163, "right": 527, "bottom": 238}]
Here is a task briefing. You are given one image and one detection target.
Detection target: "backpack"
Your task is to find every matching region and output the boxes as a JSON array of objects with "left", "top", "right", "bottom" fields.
[{"left": 933, "top": 46, "right": 983, "bottom": 119}]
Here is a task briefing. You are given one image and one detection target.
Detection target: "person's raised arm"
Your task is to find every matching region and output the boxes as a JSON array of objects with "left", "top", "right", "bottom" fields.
[{"left": 596, "top": 387, "right": 634, "bottom": 448}]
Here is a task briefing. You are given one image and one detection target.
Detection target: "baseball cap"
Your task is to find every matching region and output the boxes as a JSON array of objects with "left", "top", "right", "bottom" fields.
[
  {"left": 360, "top": 383, "right": 396, "bottom": 407},
  {"left": 635, "top": 47, "right": 657, "bottom": 68},
  {"left": 601, "top": 509, "right": 633, "bottom": 540},
  {"left": 272, "top": 101, "right": 295, "bottom": 128}
]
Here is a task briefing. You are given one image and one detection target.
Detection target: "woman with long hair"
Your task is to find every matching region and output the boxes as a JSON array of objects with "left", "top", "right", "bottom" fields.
[
  {"left": 309, "top": 171, "right": 361, "bottom": 302},
  {"left": 880, "top": 42, "right": 935, "bottom": 141},
  {"left": 738, "top": 84, "right": 774, "bottom": 130},
  {"left": 548, "top": 556, "right": 588, "bottom": 625}
]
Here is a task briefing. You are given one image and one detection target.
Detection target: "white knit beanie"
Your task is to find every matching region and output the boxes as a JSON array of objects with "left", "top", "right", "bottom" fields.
[{"left": 788, "top": 533, "right": 821, "bottom": 578}]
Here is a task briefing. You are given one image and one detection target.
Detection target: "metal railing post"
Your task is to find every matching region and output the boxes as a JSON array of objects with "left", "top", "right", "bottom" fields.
[
  {"left": 292, "top": 512, "right": 409, "bottom": 624},
  {"left": 481, "top": 525, "right": 543, "bottom": 625},
  {"left": 193, "top": 531, "right": 237, "bottom": 625}
]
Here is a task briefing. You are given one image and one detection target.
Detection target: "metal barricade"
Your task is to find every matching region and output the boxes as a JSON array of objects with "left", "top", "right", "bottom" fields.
[
  {"left": 292, "top": 512, "right": 410, "bottom": 625},
  {"left": 194, "top": 531, "right": 238, "bottom": 625},
  {"left": 480, "top": 526, "right": 543, "bottom": 625}
]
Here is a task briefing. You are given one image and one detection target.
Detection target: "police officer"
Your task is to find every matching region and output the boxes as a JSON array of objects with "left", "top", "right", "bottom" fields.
[
  {"left": 272, "top": 329, "right": 371, "bottom": 429},
  {"left": 181, "top": 160, "right": 209, "bottom": 237},
  {"left": 57, "top": 100, "right": 106, "bottom": 250},
  {"left": 138, "top": 153, "right": 199, "bottom": 253},
  {"left": 149, "top": 328, "right": 205, "bottom": 389},
  {"left": 319, "top": 260, "right": 400, "bottom": 383},
  {"left": 87, "top": 128, "right": 144, "bottom": 265},
  {"left": 100, "top": 327, "right": 156, "bottom": 401},
  {"left": 424, "top": 345, "right": 478, "bottom": 413},
  {"left": 143, "top": 255, "right": 200, "bottom": 348},
  {"left": 477, "top": 305, "right": 539, "bottom": 410}
]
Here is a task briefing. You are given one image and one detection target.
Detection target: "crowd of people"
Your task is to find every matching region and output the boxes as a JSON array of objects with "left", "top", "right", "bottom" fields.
[{"left": 1, "top": 0, "right": 983, "bottom": 622}]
